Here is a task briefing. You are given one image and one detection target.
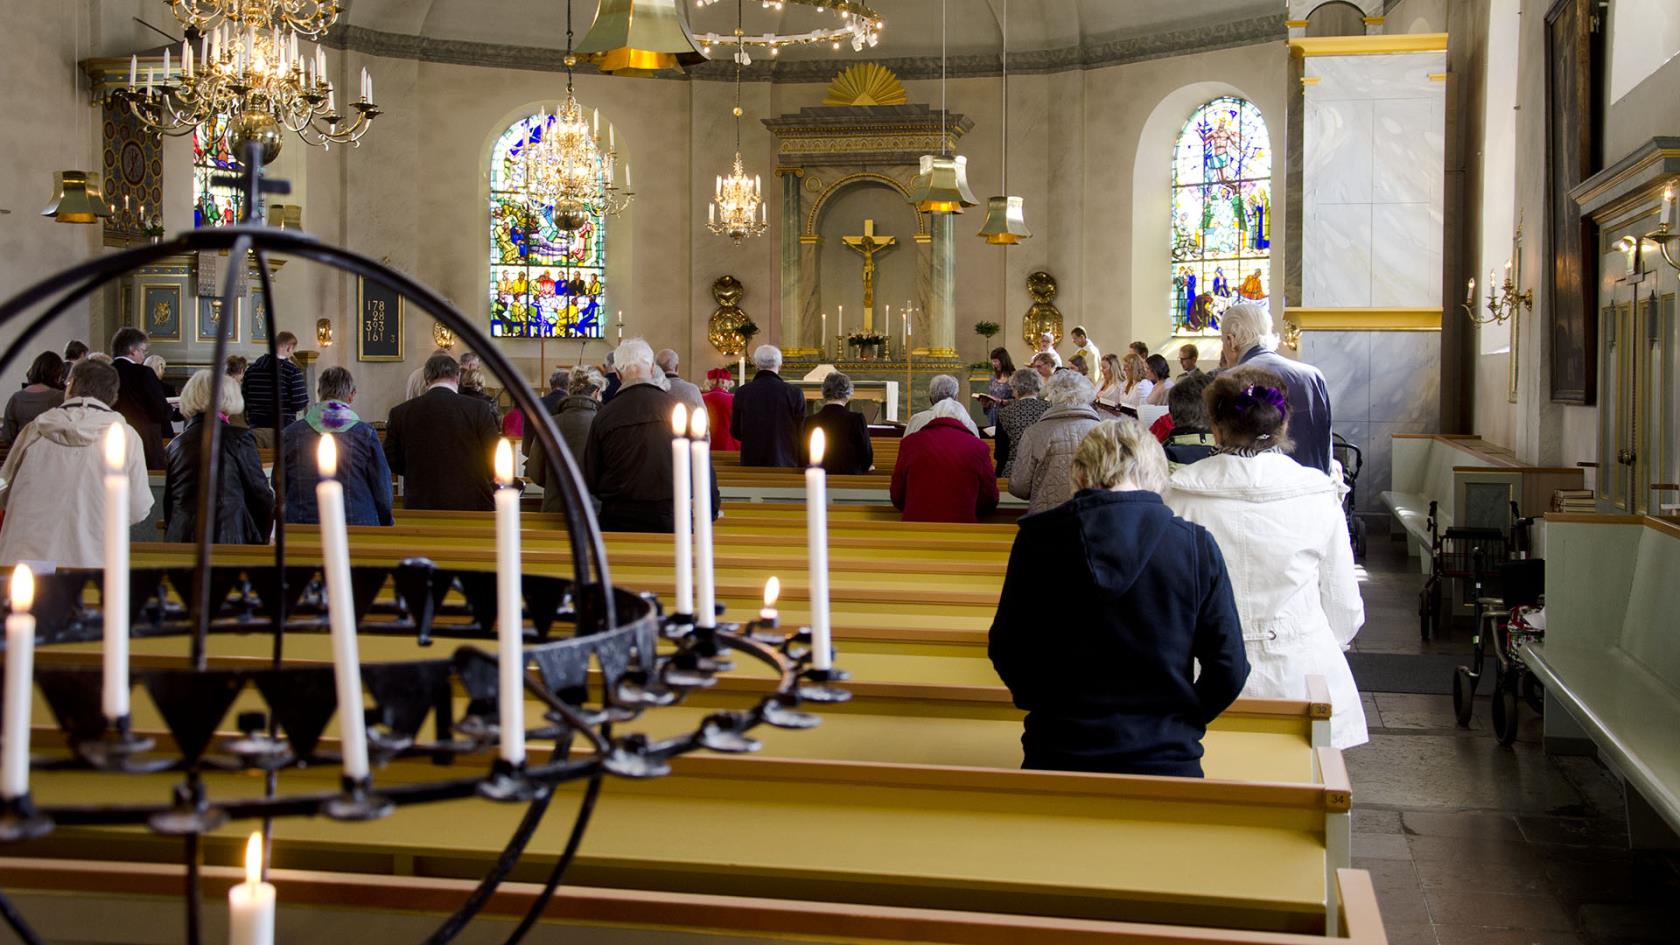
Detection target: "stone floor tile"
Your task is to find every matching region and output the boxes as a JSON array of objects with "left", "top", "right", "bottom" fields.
[
  {"left": 1402, "top": 810, "right": 1525, "bottom": 842},
  {"left": 1346, "top": 734, "right": 1585, "bottom": 812},
  {"left": 1550, "top": 756, "right": 1630, "bottom": 822},
  {"left": 1421, "top": 889, "right": 1574, "bottom": 931},
  {"left": 1430, "top": 927, "right": 1586, "bottom": 945},
  {"left": 1362, "top": 691, "right": 1384, "bottom": 727},
  {"left": 1355, "top": 808, "right": 1405, "bottom": 833},
  {"left": 1515, "top": 815, "right": 1627, "bottom": 848},
  {"left": 1576, "top": 902, "right": 1677, "bottom": 944},
  {"left": 1412, "top": 848, "right": 1553, "bottom": 895},
  {"left": 1377, "top": 693, "right": 1491, "bottom": 733},
  {"left": 1354, "top": 832, "right": 1414, "bottom": 860},
  {"left": 1355, "top": 858, "right": 1434, "bottom": 926},
  {"left": 1383, "top": 923, "right": 1442, "bottom": 945}
]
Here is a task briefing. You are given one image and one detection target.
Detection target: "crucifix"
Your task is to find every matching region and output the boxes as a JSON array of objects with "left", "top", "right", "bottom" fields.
[{"left": 842, "top": 218, "right": 897, "bottom": 331}]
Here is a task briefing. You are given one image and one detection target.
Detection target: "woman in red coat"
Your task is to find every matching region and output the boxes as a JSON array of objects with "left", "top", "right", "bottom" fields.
[
  {"left": 890, "top": 411, "right": 999, "bottom": 523},
  {"left": 702, "top": 368, "right": 741, "bottom": 451}
]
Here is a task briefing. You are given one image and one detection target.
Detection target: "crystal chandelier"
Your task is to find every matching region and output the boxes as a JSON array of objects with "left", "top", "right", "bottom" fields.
[
  {"left": 115, "top": 10, "right": 378, "bottom": 162},
  {"left": 527, "top": 0, "right": 633, "bottom": 230},
  {"left": 707, "top": 0, "right": 768, "bottom": 243},
  {"left": 166, "top": 0, "right": 341, "bottom": 39},
  {"left": 692, "top": 0, "right": 884, "bottom": 58}
]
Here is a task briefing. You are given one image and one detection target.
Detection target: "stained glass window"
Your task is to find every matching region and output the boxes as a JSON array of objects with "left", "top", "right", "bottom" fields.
[
  {"left": 192, "top": 116, "right": 244, "bottom": 228},
  {"left": 1170, "top": 97, "right": 1271, "bottom": 335},
  {"left": 489, "top": 112, "right": 606, "bottom": 339}
]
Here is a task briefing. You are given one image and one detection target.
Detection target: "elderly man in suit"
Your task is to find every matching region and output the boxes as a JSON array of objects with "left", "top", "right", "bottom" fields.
[
  {"left": 656, "top": 348, "right": 705, "bottom": 414},
  {"left": 1218, "top": 303, "right": 1333, "bottom": 476},
  {"left": 384, "top": 353, "right": 501, "bottom": 511},
  {"left": 731, "top": 344, "right": 806, "bottom": 467},
  {"left": 110, "top": 327, "right": 173, "bottom": 469}
]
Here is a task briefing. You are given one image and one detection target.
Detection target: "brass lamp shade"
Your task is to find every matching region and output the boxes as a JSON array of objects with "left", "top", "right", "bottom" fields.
[
  {"left": 909, "top": 155, "right": 978, "bottom": 214},
  {"left": 977, "top": 195, "right": 1031, "bottom": 244},
  {"left": 575, "top": 0, "right": 709, "bottom": 77},
  {"left": 40, "top": 171, "right": 112, "bottom": 224}
]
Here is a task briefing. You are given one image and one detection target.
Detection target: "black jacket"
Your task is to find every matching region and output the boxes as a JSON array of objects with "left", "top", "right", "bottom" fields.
[
  {"left": 988, "top": 490, "right": 1248, "bottom": 777},
  {"left": 730, "top": 370, "right": 806, "bottom": 467},
  {"left": 242, "top": 353, "right": 308, "bottom": 430},
  {"left": 584, "top": 382, "right": 719, "bottom": 532},
  {"left": 384, "top": 386, "right": 500, "bottom": 511},
  {"left": 802, "top": 403, "right": 873, "bottom": 474},
  {"left": 112, "top": 357, "right": 173, "bottom": 469},
  {"left": 163, "top": 418, "right": 275, "bottom": 544}
]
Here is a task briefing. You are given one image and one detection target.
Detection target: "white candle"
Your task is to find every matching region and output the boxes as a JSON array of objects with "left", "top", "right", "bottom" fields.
[
  {"left": 3, "top": 566, "right": 35, "bottom": 799},
  {"left": 670, "top": 406, "right": 694, "bottom": 617},
  {"left": 102, "top": 424, "right": 129, "bottom": 721},
  {"left": 145, "top": 67, "right": 153, "bottom": 94},
  {"left": 690, "top": 410, "right": 716, "bottom": 629},
  {"left": 227, "top": 832, "right": 276, "bottom": 945},
  {"left": 1663, "top": 185, "right": 1676, "bottom": 230},
  {"left": 837, "top": 305, "right": 844, "bottom": 341},
  {"left": 625, "top": 164, "right": 632, "bottom": 191},
  {"left": 183, "top": 41, "right": 193, "bottom": 78},
  {"left": 129, "top": 54, "right": 137, "bottom": 88},
  {"left": 805, "top": 431, "right": 832, "bottom": 671},
  {"left": 609, "top": 123, "right": 615, "bottom": 150},
  {"left": 316, "top": 435, "right": 371, "bottom": 781},
  {"left": 821, "top": 312, "right": 828, "bottom": 358},
  {"left": 493, "top": 440, "right": 525, "bottom": 766},
  {"left": 759, "top": 576, "right": 780, "bottom": 623},
  {"left": 737, "top": 355, "right": 746, "bottom": 387},
  {"left": 163, "top": 48, "right": 170, "bottom": 80}
]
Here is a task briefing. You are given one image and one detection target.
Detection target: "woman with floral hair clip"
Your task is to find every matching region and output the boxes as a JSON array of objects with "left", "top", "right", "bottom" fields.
[{"left": 1164, "top": 366, "right": 1368, "bottom": 749}]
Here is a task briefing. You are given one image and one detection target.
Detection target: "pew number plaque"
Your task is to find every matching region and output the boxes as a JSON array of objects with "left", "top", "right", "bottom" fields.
[{"left": 356, "top": 276, "right": 404, "bottom": 362}]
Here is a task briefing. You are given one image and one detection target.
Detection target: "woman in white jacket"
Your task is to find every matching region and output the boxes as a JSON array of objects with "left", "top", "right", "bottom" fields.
[{"left": 1165, "top": 366, "right": 1367, "bottom": 749}]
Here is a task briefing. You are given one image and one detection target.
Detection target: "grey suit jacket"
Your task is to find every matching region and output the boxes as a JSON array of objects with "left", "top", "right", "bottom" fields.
[{"left": 1238, "top": 346, "right": 1333, "bottom": 477}]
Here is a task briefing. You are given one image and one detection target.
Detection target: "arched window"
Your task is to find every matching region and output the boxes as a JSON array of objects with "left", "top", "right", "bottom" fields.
[
  {"left": 489, "top": 112, "right": 606, "bottom": 338},
  {"left": 1170, "top": 97, "right": 1271, "bottom": 335},
  {"left": 192, "top": 117, "right": 243, "bottom": 227}
]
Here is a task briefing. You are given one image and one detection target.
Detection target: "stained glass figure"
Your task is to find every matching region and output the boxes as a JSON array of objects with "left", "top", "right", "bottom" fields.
[
  {"left": 489, "top": 113, "right": 606, "bottom": 338},
  {"left": 192, "top": 116, "right": 244, "bottom": 228},
  {"left": 1170, "top": 97, "right": 1271, "bottom": 335}
]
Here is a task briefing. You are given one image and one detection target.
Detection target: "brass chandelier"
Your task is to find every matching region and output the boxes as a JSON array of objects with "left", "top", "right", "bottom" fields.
[
  {"left": 909, "top": 0, "right": 977, "bottom": 214},
  {"left": 692, "top": 0, "right": 883, "bottom": 58},
  {"left": 707, "top": 0, "right": 768, "bottom": 243},
  {"left": 528, "top": 0, "right": 633, "bottom": 229},
  {"left": 115, "top": 6, "right": 378, "bottom": 163},
  {"left": 976, "top": 0, "right": 1030, "bottom": 244}
]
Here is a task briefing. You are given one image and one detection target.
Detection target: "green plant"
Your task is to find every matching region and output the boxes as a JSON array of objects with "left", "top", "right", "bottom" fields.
[
  {"left": 973, "top": 320, "right": 1000, "bottom": 339},
  {"left": 737, "top": 319, "right": 760, "bottom": 340}
]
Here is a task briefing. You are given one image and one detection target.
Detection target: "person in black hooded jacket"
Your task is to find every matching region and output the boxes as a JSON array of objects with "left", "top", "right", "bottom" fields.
[
  {"left": 988, "top": 418, "right": 1248, "bottom": 778},
  {"left": 163, "top": 369, "right": 274, "bottom": 545}
]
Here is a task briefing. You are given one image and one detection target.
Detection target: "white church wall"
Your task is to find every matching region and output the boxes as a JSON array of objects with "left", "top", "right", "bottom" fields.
[
  {"left": 1471, "top": 0, "right": 1521, "bottom": 451},
  {"left": 1607, "top": 0, "right": 1680, "bottom": 104}
]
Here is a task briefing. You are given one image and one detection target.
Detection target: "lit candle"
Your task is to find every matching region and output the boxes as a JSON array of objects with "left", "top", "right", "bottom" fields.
[
  {"left": 690, "top": 410, "right": 716, "bottom": 630},
  {"left": 821, "top": 312, "right": 828, "bottom": 357},
  {"left": 837, "top": 305, "right": 844, "bottom": 341},
  {"left": 316, "top": 435, "right": 371, "bottom": 781},
  {"left": 2, "top": 566, "right": 35, "bottom": 799},
  {"left": 759, "top": 576, "right": 780, "bottom": 623},
  {"left": 493, "top": 439, "right": 525, "bottom": 766},
  {"left": 1504, "top": 259, "right": 1513, "bottom": 285},
  {"left": 1465, "top": 278, "right": 1476, "bottom": 304},
  {"left": 670, "top": 405, "right": 694, "bottom": 618},
  {"left": 805, "top": 430, "right": 832, "bottom": 671},
  {"left": 227, "top": 832, "right": 276, "bottom": 945},
  {"left": 103, "top": 424, "right": 130, "bottom": 722},
  {"left": 1663, "top": 185, "right": 1676, "bottom": 230},
  {"left": 737, "top": 354, "right": 746, "bottom": 387}
]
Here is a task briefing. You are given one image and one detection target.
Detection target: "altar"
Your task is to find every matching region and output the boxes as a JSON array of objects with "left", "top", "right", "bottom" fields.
[{"left": 795, "top": 375, "right": 899, "bottom": 423}]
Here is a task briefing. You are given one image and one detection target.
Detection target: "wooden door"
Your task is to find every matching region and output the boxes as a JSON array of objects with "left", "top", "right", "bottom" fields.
[{"left": 1544, "top": 0, "right": 1601, "bottom": 404}]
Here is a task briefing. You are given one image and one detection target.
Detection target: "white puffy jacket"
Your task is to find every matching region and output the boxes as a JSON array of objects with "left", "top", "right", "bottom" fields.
[{"left": 1166, "top": 452, "right": 1368, "bottom": 749}]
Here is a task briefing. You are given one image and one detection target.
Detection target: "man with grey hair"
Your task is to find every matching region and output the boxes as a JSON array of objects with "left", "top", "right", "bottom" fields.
[
  {"left": 385, "top": 353, "right": 500, "bottom": 510},
  {"left": 906, "top": 374, "right": 979, "bottom": 437},
  {"left": 656, "top": 348, "right": 705, "bottom": 414},
  {"left": 731, "top": 343, "right": 805, "bottom": 467},
  {"left": 280, "top": 366, "right": 393, "bottom": 526},
  {"left": 585, "top": 338, "right": 718, "bottom": 531},
  {"left": 1219, "top": 302, "right": 1332, "bottom": 475},
  {"left": 1008, "top": 370, "right": 1101, "bottom": 515},
  {"left": 801, "top": 372, "right": 873, "bottom": 474}
]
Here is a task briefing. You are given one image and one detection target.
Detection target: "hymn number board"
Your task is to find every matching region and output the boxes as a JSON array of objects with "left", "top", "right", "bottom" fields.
[{"left": 357, "top": 276, "right": 404, "bottom": 361}]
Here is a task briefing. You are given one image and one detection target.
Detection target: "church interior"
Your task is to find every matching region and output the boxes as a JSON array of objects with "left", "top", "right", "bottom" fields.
[{"left": 0, "top": 0, "right": 1677, "bottom": 943}]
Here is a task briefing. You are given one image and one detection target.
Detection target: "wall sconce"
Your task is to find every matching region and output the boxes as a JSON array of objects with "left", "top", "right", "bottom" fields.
[
  {"left": 432, "top": 321, "right": 456, "bottom": 350},
  {"left": 1645, "top": 182, "right": 1679, "bottom": 272},
  {"left": 316, "top": 318, "right": 333, "bottom": 347},
  {"left": 1463, "top": 224, "right": 1533, "bottom": 326},
  {"left": 1282, "top": 317, "right": 1303, "bottom": 351}
]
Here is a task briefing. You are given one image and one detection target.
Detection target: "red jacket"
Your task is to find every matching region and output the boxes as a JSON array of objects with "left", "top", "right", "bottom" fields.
[
  {"left": 703, "top": 389, "right": 741, "bottom": 451},
  {"left": 890, "top": 418, "right": 1000, "bottom": 523}
]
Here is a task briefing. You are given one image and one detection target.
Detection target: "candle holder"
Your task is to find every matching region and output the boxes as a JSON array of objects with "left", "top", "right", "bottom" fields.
[
  {"left": 1645, "top": 222, "right": 1680, "bottom": 273},
  {"left": 323, "top": 776, "right": 396, "bottom": 821},
  {"left": 77, "top": 715, "right": 169, "bottom": 773},
  {"left": 220, "top": 712, "right": 295, "bottom": 771},
  {"left": 476, "top": 758, "right": 548, "bottom": 803},
  {"left": 0, "top": 794, "right": 53, "bottom": 843},
  {"left": 148, "top": 782, "right": 228, "bottom": 836},
  {"left": 798, "top": 665, "right": 854, "bottom": 704}
]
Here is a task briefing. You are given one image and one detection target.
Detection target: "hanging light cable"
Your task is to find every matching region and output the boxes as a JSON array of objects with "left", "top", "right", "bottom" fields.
[
  {"left": 706, "top": 0, "right": 768, "bottom": 243},
  {"left": 528, "top": 0, "right": 632, "bottom": 230},
  {"left": 909, "top": 0, "right": 976, "bottom": 213},
  {"left": 977, "top": 0, "right": 1030, "bottom": 243}
]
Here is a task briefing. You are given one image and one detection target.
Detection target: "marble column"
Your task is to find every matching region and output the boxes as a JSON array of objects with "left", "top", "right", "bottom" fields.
[
  {"left": 798, "top": 237, "right": 822, "bottom": 357},
  {"left": 779, "top": 171, "right": 802, "bottom": 352},
  {"left": 928, "top": 213, "right": 956, "bottom": 357}
]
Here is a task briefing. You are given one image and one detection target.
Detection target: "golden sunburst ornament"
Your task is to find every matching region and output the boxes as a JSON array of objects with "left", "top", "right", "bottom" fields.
[{"left": 823, "top": 63, "right": 907, "bottom": 107}]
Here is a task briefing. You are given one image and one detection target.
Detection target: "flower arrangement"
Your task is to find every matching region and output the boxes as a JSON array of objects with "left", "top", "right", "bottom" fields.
[{"left": 846, "top": 331, "right": 885, "bottom": 347}]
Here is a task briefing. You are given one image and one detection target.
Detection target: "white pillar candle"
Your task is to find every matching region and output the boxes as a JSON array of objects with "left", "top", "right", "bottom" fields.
[
  {"left": 1663, "top": 185, "right": 1676, "bottom": 230},
  {"left": 804, "top": 431, "right": 832, "bottom": 671},
  {"left": 102, "top": 424, "right": 129, "bottom": 721},
  {"left": 163, "top": 48, "right": 170, "bottom": 80},
  {"left": 737, "top": 355, "right": 746, "bottom": 387},
  {"left": 183, "top": 42, "right": 193, "bottom": 78},
  {"left": 690, "top": 410, "right": 716, "bottom": 629},
  {"left": 129, "top": 54, "right": 137, "bottom": 88},
  {"left": 625, "top": 164, "right": 632, "bottom": 191},
  {"left": 2, "top": 566, "right": 35, "bottom": 799},
  {"left": 493, "top": 440, "right": 525, "bottom": 765},
  {"left": 760, "top": 576, "right": 779, "bottom": 623},
  {"left": 227, "top": 832, "right": 276, "bottom": 945},
  {"left": 670, "top": 405, "right": 694, "bottom": 617},
  {"left": 315, "top": 435, "right": 371, "bottom": 781}
]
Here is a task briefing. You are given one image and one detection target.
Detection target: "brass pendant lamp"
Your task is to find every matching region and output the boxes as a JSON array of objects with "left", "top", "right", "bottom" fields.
[
  {"left": 976, "top": 0, "right": 1030, "bottom": 244},
  {"left": 909, "top": 0, "right": 977, "bottom": 214},
  {"left": 41, "top": 171, "right": 112, "bottom": 224},
  {"left": 575, "top": 0, "right": 710, "bottom": 76}
]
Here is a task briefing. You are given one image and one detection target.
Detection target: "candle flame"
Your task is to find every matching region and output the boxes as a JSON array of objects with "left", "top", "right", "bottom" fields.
[
  {"left": 244, "top": 831, "right": 263, "bottom": 886},
  {"left": 689, "top": 406, "right": 709, "bottom": 439},
  {"left": 10, "top": 563, "right": 32, "bottom": 614},
  {"left": 316, "top": 432, "right": 338, "bottom": 479},
  {"left": 763, "top": 575, "right": 780, "bottom": 608},
  {"left": 495, "top": 438, "right": 514, "bottom": 485},
  {"left": 103, "top": 422, "right": 126, "bottom": 473},
  {"left": 809, "top": 427, "right": 825, "bottom": 465},
  {"left": 672, "top": 403, "right": 689, "bottom": 437}
]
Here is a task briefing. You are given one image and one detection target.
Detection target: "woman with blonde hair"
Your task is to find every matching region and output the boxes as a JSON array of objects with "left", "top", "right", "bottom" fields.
[
  {"left": 1166, "top": 367, "right": 1366, "bottom": 748},
  {"left": 162, "top": 369, "right": 273, "bottom": 544},
  {"left": 1119, "top": 352, "right": 1154, "bottom": 409},
  {"left": 990, "top": 418, "right": 1248, "bottom": 776},
  {"left": 1096, "top": 352, "right": 1126, "bottom": 405}
]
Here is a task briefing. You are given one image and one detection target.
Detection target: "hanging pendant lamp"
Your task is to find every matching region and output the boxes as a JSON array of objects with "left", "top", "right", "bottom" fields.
[
  {"left": 41, "top": 171, "right": 112, "bottom": 224},
  {"left": 977, "top": 0, "right": 1030, "bottom": 243},
  {"left": 575, "top": 0, "right": 710, "bottom": 76},
  {"left": 910, "top": 0, "right": 976, "bottom": 214}
]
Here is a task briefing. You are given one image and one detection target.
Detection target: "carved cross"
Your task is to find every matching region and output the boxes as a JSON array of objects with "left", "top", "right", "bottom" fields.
[{"left": 842, "top": 218, "right": 898, "bottom": 331}]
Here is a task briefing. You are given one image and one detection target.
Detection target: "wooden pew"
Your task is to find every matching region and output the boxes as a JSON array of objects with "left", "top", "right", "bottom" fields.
[{"left": 0, "top": 858, "right": 1391, "bottom": 944}]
